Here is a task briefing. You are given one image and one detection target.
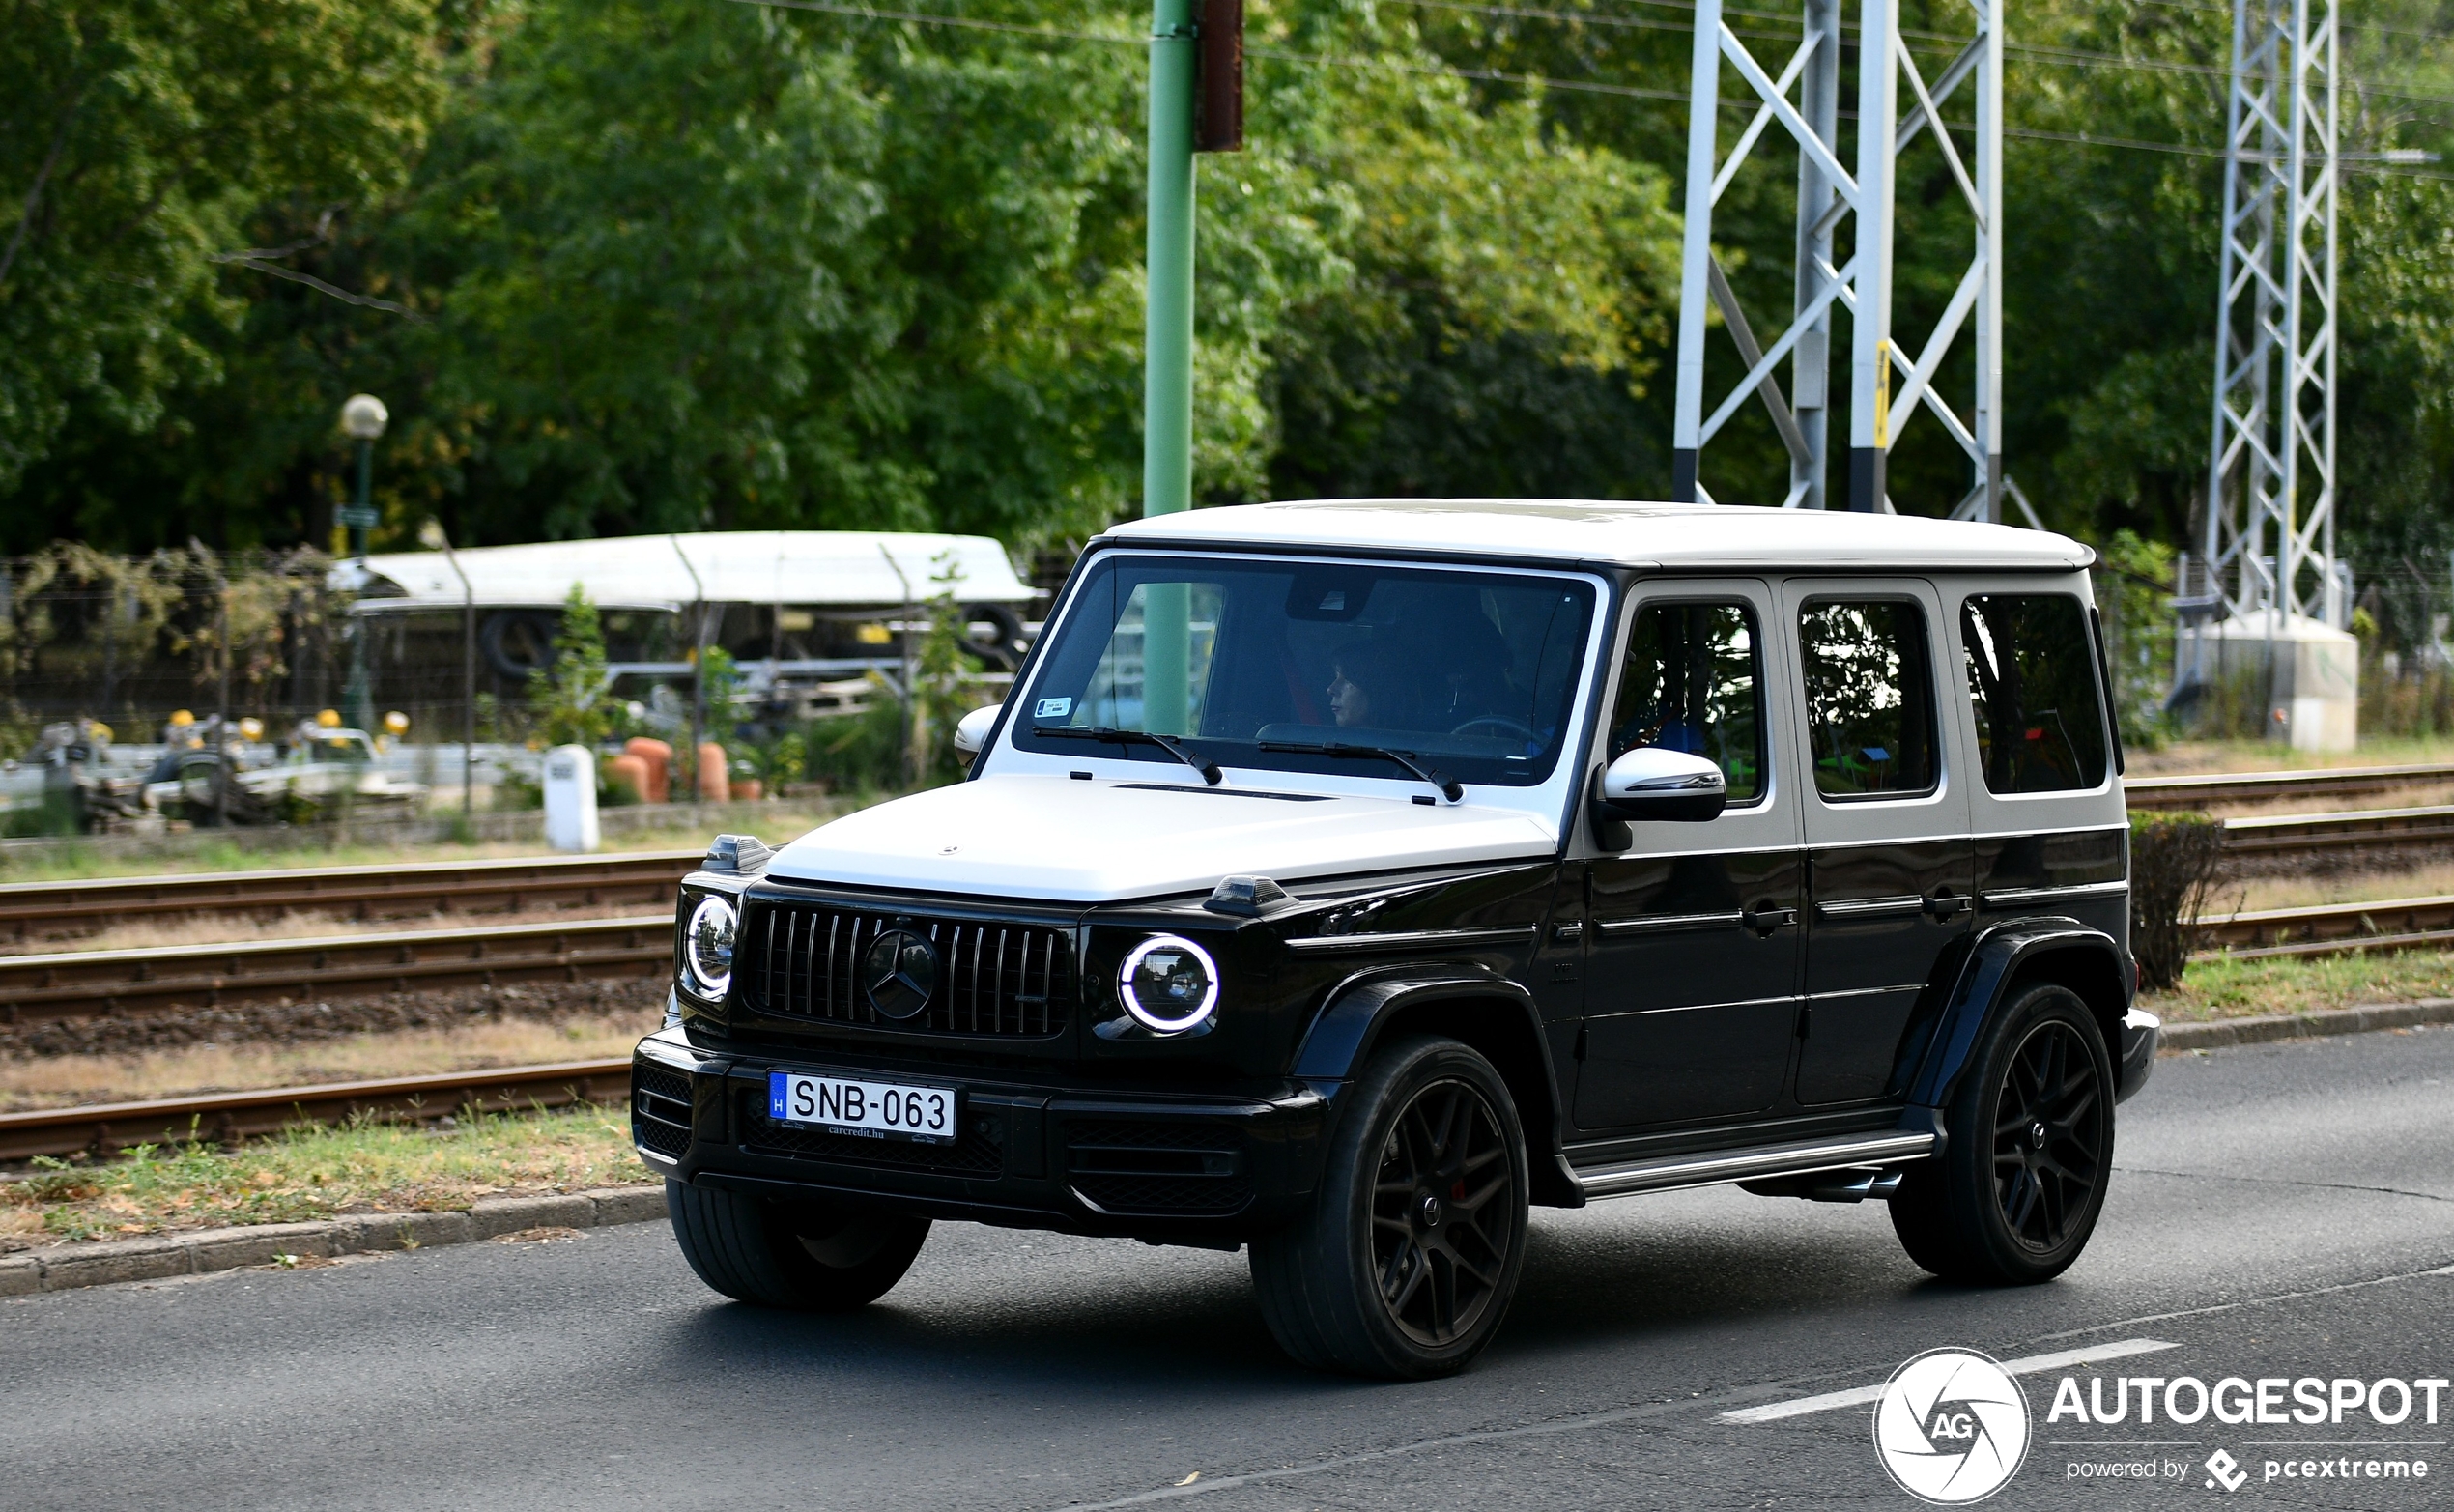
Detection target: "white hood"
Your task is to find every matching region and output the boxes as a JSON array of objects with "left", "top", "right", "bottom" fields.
[{"left": 767, "top": 774, "right": 1561, "bottom": 903}]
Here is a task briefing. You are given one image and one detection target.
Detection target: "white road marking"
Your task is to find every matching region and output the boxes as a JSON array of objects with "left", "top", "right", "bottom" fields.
[
  {"left": 1718, "top": 1337, "right": 2183, "bottom": 1423},
  {"left": 1059, "top": 1264, "right": 2454, "bottom": 1512}
]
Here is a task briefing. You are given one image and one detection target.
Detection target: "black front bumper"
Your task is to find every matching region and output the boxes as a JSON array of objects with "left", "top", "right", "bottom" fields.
[{"left": 630, "top": 1028, "right": 1332, "bottom": 1241}]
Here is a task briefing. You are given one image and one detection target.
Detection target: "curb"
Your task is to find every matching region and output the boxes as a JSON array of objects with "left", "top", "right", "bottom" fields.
[
  {"left": 2159, "top": 996, "right": 2454, "bottom": 1052},
  {"left": 0, "top": 1184, "right": 666, "bottom": 1298}
]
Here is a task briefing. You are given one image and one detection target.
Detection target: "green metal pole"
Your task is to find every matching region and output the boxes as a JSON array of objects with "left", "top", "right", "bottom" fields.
[{"left": 1141, "top": 0, "right": 1196, "bottom": 735}]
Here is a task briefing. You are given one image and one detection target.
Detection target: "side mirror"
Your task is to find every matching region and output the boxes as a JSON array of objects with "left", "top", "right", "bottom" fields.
[
  {"left": 953, "top": 704, "right": 1002, "bottom": 756},
  {"left": 1593, "top": 746, "right": 1727, "bottom": 823}
]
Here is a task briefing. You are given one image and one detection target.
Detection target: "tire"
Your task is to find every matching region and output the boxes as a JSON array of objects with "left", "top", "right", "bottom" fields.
[
  {"left": 1889, "top": 983, "right": 2116, "bottom": 1285},
  {"left": 665, "top": 1180, "right": 930, "bottom": 1311},
  {"left": 1250, "top": 1036, "right": 1530, "bottom": 1379}
]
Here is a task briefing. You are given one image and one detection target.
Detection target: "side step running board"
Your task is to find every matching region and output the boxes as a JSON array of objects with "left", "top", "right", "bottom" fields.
[{"left": 1572, "top": 1131, "right": 1936, "bottom": 1201}]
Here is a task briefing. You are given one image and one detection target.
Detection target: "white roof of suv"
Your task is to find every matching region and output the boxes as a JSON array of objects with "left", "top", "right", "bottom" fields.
[{"left": 1105, "top": 498, "right": 2093, "bottom": 572}]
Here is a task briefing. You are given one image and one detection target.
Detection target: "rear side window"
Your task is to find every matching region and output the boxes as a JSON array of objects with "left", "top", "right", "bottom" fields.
[
  {"left": 1607, "top": 601, "right": 1766, "bottom": 803},
  {"left": 1960, "top": 593, "right": 2110, "bottom": 793},
  {"left": 1797, "top": 600, "right": 1939, "bottom": 799}
]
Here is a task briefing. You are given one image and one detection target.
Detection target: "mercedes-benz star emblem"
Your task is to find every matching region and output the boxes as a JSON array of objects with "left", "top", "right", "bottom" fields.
[{"left": 861, "top": 929, "right": 938, "bottom": 1019}]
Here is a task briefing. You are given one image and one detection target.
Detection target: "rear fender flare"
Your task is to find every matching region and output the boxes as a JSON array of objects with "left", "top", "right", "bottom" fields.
[{"left": 1905, "top": 918, "right": 2130, "bottom": 1112}]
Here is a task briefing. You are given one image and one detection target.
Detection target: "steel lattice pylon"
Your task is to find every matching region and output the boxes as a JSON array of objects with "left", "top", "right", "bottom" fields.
[
  {"left": 1669, "top": 0, "right": 2025, "bottom": 521},
  {"left": 2189, "top": 0, "right": 2344, "bottom": 631}
]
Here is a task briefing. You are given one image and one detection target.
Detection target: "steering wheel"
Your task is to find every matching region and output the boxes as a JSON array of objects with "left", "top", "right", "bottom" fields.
[{"left": 1448, "top": 716, "right": 1538, "bottom": 743}]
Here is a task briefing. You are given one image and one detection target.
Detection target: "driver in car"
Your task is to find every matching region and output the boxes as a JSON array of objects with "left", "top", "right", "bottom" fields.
[{"left": 1327, "top": 638, "right": 1422, "bottom": 730}]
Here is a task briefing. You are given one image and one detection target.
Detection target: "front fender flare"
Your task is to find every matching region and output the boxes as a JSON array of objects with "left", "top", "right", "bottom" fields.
[
  {"left": 1904, "top": 918, "right": 2130, "bottom": 1112},
  {"left": 1292, "top": 966, "right": 1576, "bottom": 1205}
]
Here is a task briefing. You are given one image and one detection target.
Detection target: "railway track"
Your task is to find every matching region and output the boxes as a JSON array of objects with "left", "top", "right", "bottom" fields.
[
  {"left": 2127, "top": 761, "right": 2454, "bottom": 812},
  {"left": 0, "top": 1058, "right": 633, "bottom": 1163},
  {"left": 0, "top": 850, "right": 699, "bottom": 947},
  {"left": 2197, "top": 892, "right": 2454, "bottom": 961},
  {"left": 0, "top": 916, "right": 674, "bottom": 1023},
  {"left": 2214, "top": 803, "right": 2454, "bottom": 870}
]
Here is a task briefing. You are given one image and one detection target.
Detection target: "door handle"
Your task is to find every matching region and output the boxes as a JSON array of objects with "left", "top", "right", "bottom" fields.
[
  {"left": 1741, "top": 905, "right": 1799, "bottom": 934},
  {"left": 1923, "top": 892, "right": 1971, "bottom": 920}
]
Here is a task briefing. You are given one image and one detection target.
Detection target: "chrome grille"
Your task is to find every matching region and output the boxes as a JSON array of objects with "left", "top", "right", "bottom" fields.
[{"left": 737, "top": 900, "right": 1072, "bottom": 1036}]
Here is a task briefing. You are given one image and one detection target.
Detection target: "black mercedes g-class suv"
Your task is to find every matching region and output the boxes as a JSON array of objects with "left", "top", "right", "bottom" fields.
[{"left": 633, "top": 498, "right": 2156, "bottom": 1378}]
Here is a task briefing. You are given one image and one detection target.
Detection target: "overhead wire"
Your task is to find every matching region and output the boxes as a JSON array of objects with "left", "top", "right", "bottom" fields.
[
  {"left": 1540, "top": 0, "right": 2454, "bottom": 46},
  {"left": 1400, "top": 0, "right": 2454, "bottom": 109},
  {"left": 2130, "top": 0, "right": 2454, "bottom": 44},
  {"left": 726, "top": 0, "right": 2454, "bottom": 176}
]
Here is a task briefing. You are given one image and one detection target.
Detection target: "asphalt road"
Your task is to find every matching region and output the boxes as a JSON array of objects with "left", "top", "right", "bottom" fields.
[{"left": 5, "top": 1028, "right": 2452, "bottom": 1512}]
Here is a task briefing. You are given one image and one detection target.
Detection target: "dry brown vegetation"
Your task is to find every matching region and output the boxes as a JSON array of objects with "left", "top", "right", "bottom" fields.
[{"left": 0, "top": 1012, "right": 651, "bottom": 1112}]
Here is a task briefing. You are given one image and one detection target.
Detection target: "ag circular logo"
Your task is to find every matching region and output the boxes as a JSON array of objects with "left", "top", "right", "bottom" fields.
[
  {"left": 1872, "top": 1348, "right": 2032, "bottom": 1504},
  {"left": 860, "top": 928, "right": 938, "bottom": 1019}
]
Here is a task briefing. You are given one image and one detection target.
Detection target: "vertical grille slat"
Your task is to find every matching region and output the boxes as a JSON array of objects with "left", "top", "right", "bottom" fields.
[
  {"left": 782, "top": 908, "right": 801, "bottom": 1019},
  {"left": 992, "top": 929, "right": 1012, "bottom": 1036},
  {"left": 822, "top": 912, "right": 841, "bottom": 1018},
  {"left": 737, "top": 900, "right": 1071, "bottom": 1037},
  {"left": 1029, "top": 932, "right": 1048, "bottom": 1035},
  {"left": 764, "top": 906, "right": 784, "bottom": 1016},
  {"left": 970, "top": 926, "right": 989, "bottom": 1033}
]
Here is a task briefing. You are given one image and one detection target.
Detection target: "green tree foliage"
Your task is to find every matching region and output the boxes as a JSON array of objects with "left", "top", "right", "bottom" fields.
[
  {"left": 8, "top": 0, "right": 2454, "bottom": 625},
  {"left": 0, "top": 0, "right": 443, "bottom": 501},
  {"left": 0, "top": 0, "right": 1678, "bottom": 553},
  {"left": 407, "top": 0, "right": 891, "bottom": 538},
  {"left": 2092, "top": 528, "right": 2177, "bottom": 747},
  {"left": 1254, "top": 10, "right": 1680, "bottom": 500},
  {"left": 527, "top": 582, "right": 615, "bottom": 747}
]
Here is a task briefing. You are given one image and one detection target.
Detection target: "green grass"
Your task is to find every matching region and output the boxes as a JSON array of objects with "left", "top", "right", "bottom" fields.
[
  {"left": 2149, "top": 947, "right": 2454, "bottom": 1023},
  {"left": 2, "top": 1105, "right": 651, "bottom": 1244}
]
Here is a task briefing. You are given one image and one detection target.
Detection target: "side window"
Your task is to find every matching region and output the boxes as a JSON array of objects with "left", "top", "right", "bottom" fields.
[
  {"left": 1607, "top": 602, "right": 1765, "bottom": 804},
  {"left": 1960, "top": 593, "right": 2110, "bottom": 793},
  {"left": 1797, "top": 599, "right": 1938, "bottom": 799}
]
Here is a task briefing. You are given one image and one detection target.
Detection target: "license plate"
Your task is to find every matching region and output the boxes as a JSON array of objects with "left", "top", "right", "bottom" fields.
[{"left": 767, "top": 1070, "right": 956, "bottom": 1144}]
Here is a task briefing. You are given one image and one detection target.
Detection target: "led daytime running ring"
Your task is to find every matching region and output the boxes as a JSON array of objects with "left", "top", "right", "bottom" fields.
[
  {"left": 685, "top": 894, "right": 737, "bottom": 998},
  {"left": 1118, "top": 933, "right": 1219, "bottom": 1034}
]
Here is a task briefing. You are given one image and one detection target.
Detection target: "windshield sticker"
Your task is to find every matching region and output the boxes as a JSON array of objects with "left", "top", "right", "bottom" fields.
[{"left": 1035, "top": 697, "right": 1073, "bottom": 720}]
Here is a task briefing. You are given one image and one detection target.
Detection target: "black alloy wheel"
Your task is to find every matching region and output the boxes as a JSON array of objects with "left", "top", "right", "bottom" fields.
[
  {"left": 1371, "top": 1079, "right": 1517, "bottom": 1348},
  {"left": 1251, "top": 1035, "right": 1530, "bottom": 1378},
  {"left": 1990, "top": 1017, "right": 2107, "bottom": 1253},
  {"left": 1889, "top": 983, "right": 2116, "bottom": 1285}
]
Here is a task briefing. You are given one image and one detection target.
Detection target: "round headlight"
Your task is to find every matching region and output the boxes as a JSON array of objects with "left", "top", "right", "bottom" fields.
[
  {"left": 1118, "top": 934, "right": 1219, "bottom": 1034},
  {"left": 685, "top": 895, "right": 737, "bottom": 998}
]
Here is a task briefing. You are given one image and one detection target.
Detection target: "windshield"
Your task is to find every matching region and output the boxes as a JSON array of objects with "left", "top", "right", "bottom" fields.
[{"left": 1011, "top": 553, "right": 1597, "bottom": 788}]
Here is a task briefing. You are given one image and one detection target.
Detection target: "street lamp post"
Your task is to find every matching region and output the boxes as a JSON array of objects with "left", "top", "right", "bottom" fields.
[
  {"left": 419, "top": 518, "right": 476, "bottom": 819},
  {"left": 338, "top": 394, "right": 387, "bottom": 735}
]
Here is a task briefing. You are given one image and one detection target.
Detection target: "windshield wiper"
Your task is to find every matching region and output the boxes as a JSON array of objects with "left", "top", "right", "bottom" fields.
[
  {"left": 1033, "top": 726, "right": 1223, "bottom": 785},
  {"left": 1259, "top": 741, "right": 1464, "bottom": 803}
]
